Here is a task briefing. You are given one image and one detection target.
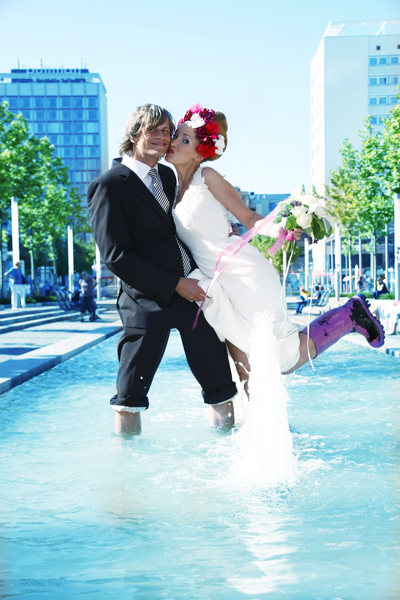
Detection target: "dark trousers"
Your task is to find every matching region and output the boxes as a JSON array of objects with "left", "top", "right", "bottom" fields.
[{"left": 111, "top": 304, "right": 237, "bottom": 410}]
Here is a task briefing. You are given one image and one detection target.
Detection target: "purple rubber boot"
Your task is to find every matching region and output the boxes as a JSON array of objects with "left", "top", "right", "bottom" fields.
[{"left": 301, "top": 294, "right": 385, "bottom": 356}]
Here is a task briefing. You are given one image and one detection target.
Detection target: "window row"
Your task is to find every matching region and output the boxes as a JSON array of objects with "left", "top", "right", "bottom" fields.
[
  {"left": 3, "top": 96, "right": 98, "bottom": 109},
  {"left": 18, "top": 109, "right": 99, "bottom": 122},
  {"left": 58, "top": 146, "right": 101, "bottom": 158},
  {"left": 369, "top": 56, "right": 399, "bottom": 66},
  {"left": 369, "top": 96, "right": 399, "bottom": 105},
  {"left": 58, "top": 154, "right": 100, "bottom": 168},
  {"left": 69, "top": 170, "right": 99, "bottom": 183},
  {"left": 369, "top": 76, "right": 399, "bottom": 86},
  {"left": 45, "top": 135, "right": 100, "bottom": 151},
  {"left": 32, "top": 122, "right": 100, "bottom": 139},
  {"left": 370, "top": 115, "right": 389, "bottom": 125}
]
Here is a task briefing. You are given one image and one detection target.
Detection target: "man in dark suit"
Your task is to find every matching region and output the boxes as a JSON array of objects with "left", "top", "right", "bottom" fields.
[{"left": 88, "top": 104, "right": 237, "bottom": 433}]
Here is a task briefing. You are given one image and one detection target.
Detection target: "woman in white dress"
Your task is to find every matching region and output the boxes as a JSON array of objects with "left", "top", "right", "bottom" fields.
[{"left": 165, "top": 105, "right": 384, "bottom": 423}]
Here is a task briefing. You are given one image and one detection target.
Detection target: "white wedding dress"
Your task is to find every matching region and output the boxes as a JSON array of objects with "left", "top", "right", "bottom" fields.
[{"left": 173, "top": 167, "right": 300, "bottom": 372}]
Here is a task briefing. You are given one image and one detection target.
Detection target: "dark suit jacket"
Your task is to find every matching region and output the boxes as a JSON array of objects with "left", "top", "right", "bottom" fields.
[{"left": 87, "top": 159, "right": 195, "bottom": 329}]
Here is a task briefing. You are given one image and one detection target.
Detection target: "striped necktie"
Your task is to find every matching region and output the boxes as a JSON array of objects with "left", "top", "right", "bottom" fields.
[{"left": 148, "top": 168, "right": 192, "bottom": 276}]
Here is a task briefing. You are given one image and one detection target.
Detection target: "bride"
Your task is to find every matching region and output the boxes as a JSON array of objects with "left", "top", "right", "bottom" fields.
[{"left": 166, "top": 104, "right": 384, "bottom": 424}]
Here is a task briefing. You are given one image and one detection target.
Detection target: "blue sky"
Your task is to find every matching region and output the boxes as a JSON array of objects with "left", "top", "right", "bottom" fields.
[{"left": 0, "top": 0, "right": 399, "bottom": 193}]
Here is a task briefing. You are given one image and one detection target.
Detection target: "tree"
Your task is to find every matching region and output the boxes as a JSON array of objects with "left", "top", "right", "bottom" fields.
[
  {"left": 326, "top": 104, "right": 398, "bottom": 283},
  {"left": 251, "top": 235, "right": 302, "bottom": 274},
  {"left": 0, "top": 101, "right": 90, "bottom": 291}
]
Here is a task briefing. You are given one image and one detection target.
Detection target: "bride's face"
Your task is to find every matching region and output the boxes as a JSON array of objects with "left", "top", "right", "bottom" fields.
[{"left": 166, "top": 124, "right": 201, "bottom": 166}]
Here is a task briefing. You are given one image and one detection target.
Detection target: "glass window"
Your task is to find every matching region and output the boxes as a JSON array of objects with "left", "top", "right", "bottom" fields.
[
  {"left": 379, "top": 77, "right": 387, "bottom": 85},
  {"left": 73, "top": 97, "right": 84, "bottom": 109},
  {"left": 47, "top": 97, "right": 57, "bottom": 109},
  {"left": 20, "top": 98, "right": 31, "bottom": 109},
  {"left": 391, "top": 76, "right": 399, "bottom": 84},
  {"left": 89, "top": 171, "right": 99, "bottom": 180},
  {"left": 369, "top": 57, "right": 378, "bottom": 65},
  {"left": 75, "top": 146, "right": 86, "bottom": 157},
  {"left": 34, "top": 110, "right": 45, "bottom": 121},
  {"left": 369, "top": 97, "right": 377, "bottom": 105},
  {"left": 370, "top": 116, "right": 377, "bottom": 124},
  {"left": 33, "top": 123, "right": 45, "bottom": 134},
  {"left": 379, "top": 57, "right": 387, "bottom": 65},
  {"left": 47, "top": 110, "right": 58, "bottom": 121},
  {"left": 379, "top": 97, "right": 387, "bottom": 104},
  {"left": 77, "top": 183, "right": 87, "bottom": 195},
  {"left": 87, "top": 159, "right": 100, "bottom": 169},
  {"left": 391, "top": 56, "right": 399, "bottom": 64},
  {"left": 74, "top": 171, "right": 86, "bottom": 183},
  {"left": 87, "top": 97, "right": 98, "bottom": 108},
  {"left": 87, "top": 122, "right": 99, "bottom": 133},
  {"left": 7, "top": 97, "right": 18, "bottom": 109},
  {"left": 61, "top": 97, "right": 71, "bottom": 109},
  {"left": 21, "top": 110, "right": 31, "bottom": 119},
  {"left": 47, "top": 135, "right": 58, "bottom": 145},
  {"left": 47, "top": 123, "right": 60, "bottom": 133},
  {"left": 73, "top": 110, "right": 84, "bottom": 121},
  {"left": 62, "top": 135, "right": 72, "bottom": 145},
  {"left": 61, "top": 122, "right": 72, "bottom": 133},
  {"left": 378, "top": 116, "right": 387, "bottom": 124},
  {"left": 63, "top": 159, "right": 73, "bottom": 169},
  {"left": 390, "top": 96, "right": 399, "bottom": 104},
  {"left": 75, "top": 159, "right": 86, "bottom": 169},
  {"left": 62, "top": 147, "right": 73, "bottom": 158},
  {"left": 88, "top": 146, "right": 99, "bottom": 157},
  {"left": 369, "top": 78, "right": 377, "bottom": 85},
  {"left": 74, "top": 122, "right": 85, "bottom": 133},
  {"left": 34, "top": 98, "right": 44, "bottom": 109},
  {"left": 88, "top": 109, "right": 98, "bottom": 121},
  {"left": 61, "top": 110, "right": 71, "bottom": 121},
  {"left": 74, "top": 135, "right": 85, "bottom": 146},
  {"left": 87, "top": 134, "right": 99, "bottom": 146}
]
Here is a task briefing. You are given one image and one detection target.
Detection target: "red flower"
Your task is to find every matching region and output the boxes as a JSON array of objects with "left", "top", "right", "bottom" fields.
[{"left": 196, "top": 143, "right": 216, "bottom": 159}]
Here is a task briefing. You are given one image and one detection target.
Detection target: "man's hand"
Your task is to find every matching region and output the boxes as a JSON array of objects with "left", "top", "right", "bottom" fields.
[{"left": 175, "top": 277, "right": 207, "bottom": 302}]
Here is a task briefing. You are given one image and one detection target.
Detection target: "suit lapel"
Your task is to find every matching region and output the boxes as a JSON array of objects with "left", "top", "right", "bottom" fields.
[{"left": 112, "top": 160, "right": 173, "bottom": 224}]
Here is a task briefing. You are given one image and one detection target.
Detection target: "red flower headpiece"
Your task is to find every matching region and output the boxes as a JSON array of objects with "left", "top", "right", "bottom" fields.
[{"left": 178, "top": 103, "right": 225, "bottom": 159}]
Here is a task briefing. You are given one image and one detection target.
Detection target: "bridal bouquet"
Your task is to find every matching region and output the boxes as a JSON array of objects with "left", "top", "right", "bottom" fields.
[{"left": 270, "top": 187, "right": 333, "bottom": 255}]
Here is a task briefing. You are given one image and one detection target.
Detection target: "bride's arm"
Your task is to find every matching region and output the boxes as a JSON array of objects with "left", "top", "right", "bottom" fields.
[{"left": 202, "top": 168, "right": 302, "bottom": 240}]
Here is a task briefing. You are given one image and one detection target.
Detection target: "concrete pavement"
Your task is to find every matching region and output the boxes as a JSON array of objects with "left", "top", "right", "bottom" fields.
[{"left": 0, "top": 305, "right": 122, "bottom": 394}]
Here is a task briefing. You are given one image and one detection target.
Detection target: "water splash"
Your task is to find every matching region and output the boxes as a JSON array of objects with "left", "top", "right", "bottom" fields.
[{"left": 229, "top": 311, "right": 297, "bottom": 486}]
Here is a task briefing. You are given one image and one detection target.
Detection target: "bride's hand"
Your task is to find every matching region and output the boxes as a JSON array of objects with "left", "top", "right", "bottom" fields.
[{"left": 175, "top": 277, "right": 207, "bottom": 302}]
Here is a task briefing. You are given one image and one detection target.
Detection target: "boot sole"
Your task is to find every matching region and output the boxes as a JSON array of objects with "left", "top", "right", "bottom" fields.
[{"left": 355, "top": 294, "right": 385, "bottom": 348}]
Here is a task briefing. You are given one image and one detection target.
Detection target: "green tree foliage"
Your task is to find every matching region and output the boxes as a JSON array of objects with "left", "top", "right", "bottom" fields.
[
  {"left": 0, "top": 101, "right": 90, "bottom": 289},
  {"left": 326, "top": 98, "right": 398, "bottom": 266},
  {"left": 251, "top": 235, "right": 302, "bottom": 274}
]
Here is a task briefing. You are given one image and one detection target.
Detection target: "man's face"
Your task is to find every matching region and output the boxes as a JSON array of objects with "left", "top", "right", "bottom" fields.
[{"left": 131, "top": 120, "right": 172, "bottom": 166}]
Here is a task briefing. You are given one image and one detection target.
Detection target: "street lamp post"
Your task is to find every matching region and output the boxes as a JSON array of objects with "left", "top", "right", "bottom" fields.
[{"left": 394, "top": 192, "right": 400, "bottom": 301}]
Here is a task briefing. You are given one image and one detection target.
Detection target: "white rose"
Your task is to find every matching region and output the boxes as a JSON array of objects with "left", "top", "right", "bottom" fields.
[
  {"left": 297, "top": 212, "right": 313, "bottom": 228},
  {"left": 300, "top": 194, "right": 314, "bottom": 207},
  {"left": 314, "top": 205, "right": 326, "bottom": 218},
  {"left": 292, "top": 205, "right": 307, "bottom": 217}
]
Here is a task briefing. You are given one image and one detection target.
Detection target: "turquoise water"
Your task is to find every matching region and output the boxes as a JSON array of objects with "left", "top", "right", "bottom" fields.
[{"left": 0, "top": 332, "right": 399, "bottom": 599}]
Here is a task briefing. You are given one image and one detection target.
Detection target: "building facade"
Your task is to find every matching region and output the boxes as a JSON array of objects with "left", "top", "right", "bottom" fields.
[
  {"left": 0, "top": 67, "right": 108, "bottom": 199},
  {"left": 310, "top": 20, "right": 400, "bottom": 287}
]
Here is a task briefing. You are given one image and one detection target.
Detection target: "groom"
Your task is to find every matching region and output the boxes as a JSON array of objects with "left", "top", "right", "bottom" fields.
[{"left": 88, "top": 104, "right": 237, "bottom": 432}]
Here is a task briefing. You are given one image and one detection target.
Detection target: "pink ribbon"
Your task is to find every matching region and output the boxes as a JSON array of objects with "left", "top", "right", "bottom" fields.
[
  {"left": 268, "top": 229, "right": 296, "bottom": 256},
  {"left": 193, "top": 204, "right": 292, "bottom": 330}
]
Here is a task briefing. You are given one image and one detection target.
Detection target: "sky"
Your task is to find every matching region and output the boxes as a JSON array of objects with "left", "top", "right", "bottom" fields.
[{"left": 0, "top": 0, "right": 399, "bottom": 194}]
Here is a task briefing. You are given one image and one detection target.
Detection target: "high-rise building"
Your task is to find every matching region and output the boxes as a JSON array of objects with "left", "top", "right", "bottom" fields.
[
  {"left": 311, "top": 19, "right": 400, "bottom": 194},
  {"left": 309, "top": 20, "right": 400, "bottom": 287},
  {"left": 0, "top": 67, "right": 108, "bottom": 199}
]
